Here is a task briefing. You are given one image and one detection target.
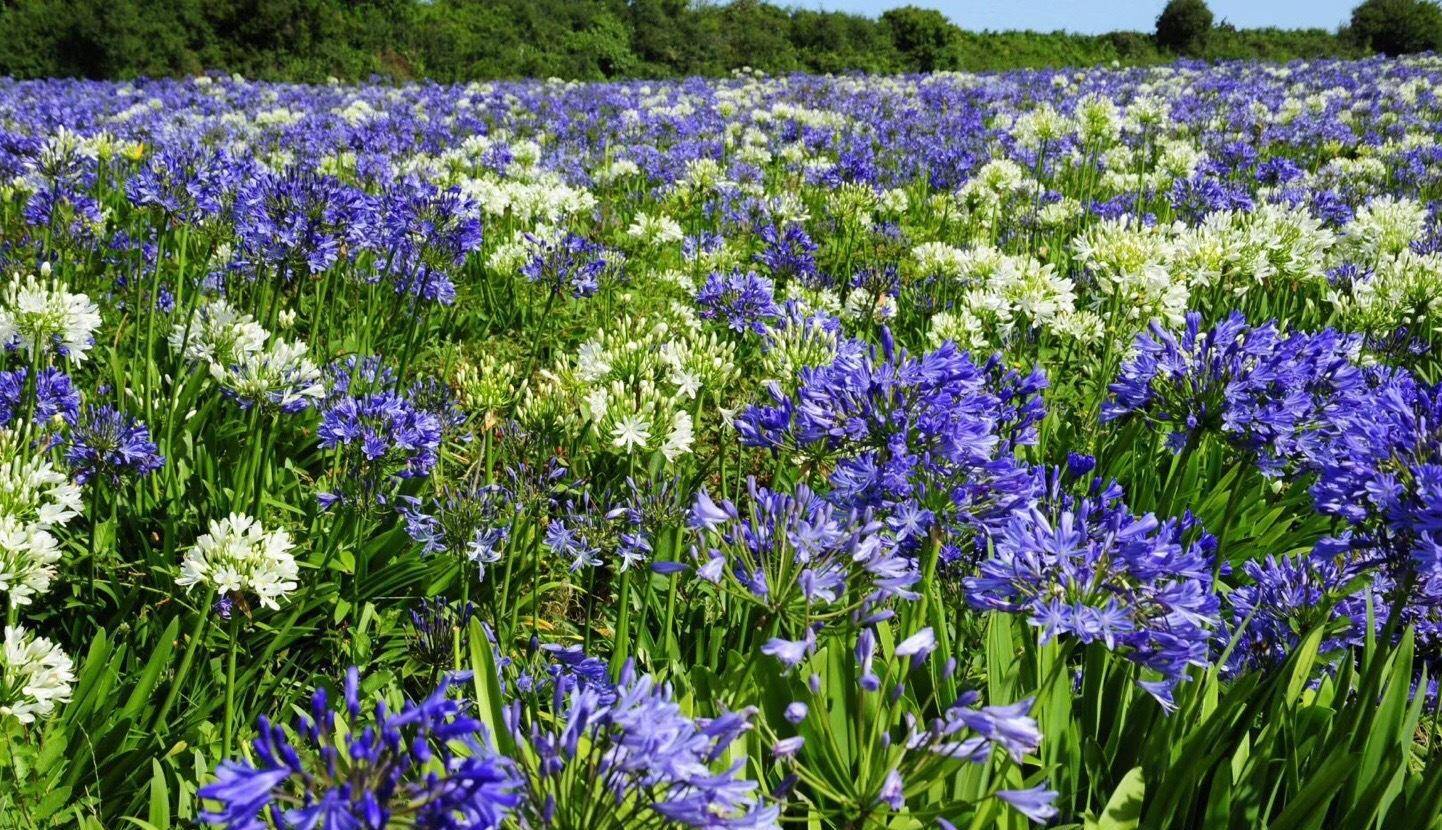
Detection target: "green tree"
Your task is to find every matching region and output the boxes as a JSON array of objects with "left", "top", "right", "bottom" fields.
[
  {"left": 880, "top": 5, "right": 959, "bottom": 72},
  {"left": 1155, "top": 0, "right": 1215, "bottom": 55},
  {"left": 1348, "top": 0, "right": 1442, "bottom": 55}
]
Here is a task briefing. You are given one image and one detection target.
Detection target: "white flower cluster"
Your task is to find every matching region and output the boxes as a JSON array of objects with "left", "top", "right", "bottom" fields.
[
  {"left": 171, "top": 298, "right": 322, "bottom": 410},
  {"left": 0, "top": 264, "right": 102, "bottom": 363},
  {"left": 0, "top": 625, "right": 74, "bottom": 725},
  {"left": 0, "top": 432, "right": 83, "bottom": 607},
  {"left": 177, "top": 513, "right": 299, "bottom": 610},
  {"left": 915, "top": 244, "right": 1095, "bottom": 352}
]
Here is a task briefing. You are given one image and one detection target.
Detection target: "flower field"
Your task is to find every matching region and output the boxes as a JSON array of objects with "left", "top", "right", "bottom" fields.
[{"left": 4, "top": 56, "right": 1442, "bottom": 829}]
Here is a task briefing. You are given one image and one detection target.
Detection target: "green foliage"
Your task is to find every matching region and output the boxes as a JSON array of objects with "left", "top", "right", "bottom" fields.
[
  {"left": 0, "top": 0, "right": 1374, "bottom": 81},
  {"left": 1155, "top": 0, "right": 1215, "bottom": 56},
  {"left": 1349, "top": 0, "right": 1442, "bottom": 56},
  {"left": 881, "top": 5, "right": 962, "bottom": 72}
]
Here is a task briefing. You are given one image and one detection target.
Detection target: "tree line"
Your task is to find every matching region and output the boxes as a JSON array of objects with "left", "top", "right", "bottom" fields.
[{"left": 0, "top": 0, "right": 1434, "bottom": 83}]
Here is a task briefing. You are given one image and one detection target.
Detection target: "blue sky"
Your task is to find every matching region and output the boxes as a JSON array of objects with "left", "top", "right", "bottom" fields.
[{"left": 806, "top": 1, "right": 1357, "bottom": 35}]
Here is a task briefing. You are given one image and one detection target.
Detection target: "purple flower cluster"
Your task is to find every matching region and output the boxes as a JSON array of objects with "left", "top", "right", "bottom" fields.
[
  {"left": 0, "top": 366, "right": 80, "bottom": 427},
  {"left": 399, "top": 484, "right": 513, "bottom": 572},
  {"left": 965, "top": 478, "right": 1220, "bottom": 706},
  {"left": 1105, "top": 311, "right": 1366, "bottom": 473},
  {"left": 318, "top": 384, "right": 443, "bottom": 508},
  {"left": 502, "top": 658, "right": 779, "bottom": 829},
  {"left": 63, "top": 404, "right": 164, "bottom": 485},
  {"left": 695, "top": 269, "right": 782, "bottom": 334},
  {"left": 199, "top": 668, "right": 521, "bottom": 830},
  {"left": 689, "top": 479, "right": 916, "bottom": 641},
  {"left": 520, "top": 232, "right": 607, "bottom": 298},
  {"left": 737, "top": 330, "right": 1045, "bottom": 551}
]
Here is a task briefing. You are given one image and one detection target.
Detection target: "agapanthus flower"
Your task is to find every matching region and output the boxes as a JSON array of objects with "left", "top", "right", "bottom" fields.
[
  {"left": 503, "top": 656, "right": 778, "bottom": 830},
  {"left": 199, "top": 667, "right": 520, "bottom": 830},
  {"left": 1219, "top": 554, "right": 1374, "bottom": 676},
  {"left": 318, "top": 386, "right": 443, "bottom": 508},
  {"left": 764, "top": 622, "right": 1051, "bottom": 824},
  {"left": 0, "top": 267, "right": 101, "bottom": 363},
  {"left": 408, "top": 598, "right": 476, "bottom": 674},
  {"left": 965, "top": 476, "right": 1220, "bottom": 707},
  {"left": 689, "top": 478, "right": 917, "bottom": 628},
  {"left": 0, "top": 625, "right": 74, "bottom": 725},
  {"left": 520, "top": 232, "right": 607, "bottom": 298},
  {"left": 0, "top": 366, "right": 80, "bottom": 428},
  {"left": 398, "top": 483, "right": 514, "bottom": 577},
  {"left": 736, "top": 329, "right": 1045, "bottom": 551},
  {"left": 755, "top": 223, "right": 821, "bottom": 287},
  {"left": 220, "top": 338, "right": 325, "bottom": 413},
  {"left": 694, "top": 269, "right": 781, "bottom": 335},
  {"left": 170, "top": 298, "right": 268, "bottom": 379},
  {"left": 177, "top": 513, "right": 299, "bottom": 611},
  {"left": 0, "top": 427, "right": 80, "bottom": 604},
  {"left": 1104, "top": 311, "right": 1368, "bottom": 473},
  {"left": 63, "top": 404, "right": 164, "bottom": 485}
]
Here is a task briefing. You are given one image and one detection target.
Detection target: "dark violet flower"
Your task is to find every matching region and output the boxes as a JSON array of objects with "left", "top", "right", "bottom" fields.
[
  {"left": 520, "top": 232, "right": 607, "bottom": 299},
  {"left": 0, "top": 367, "right": 80, "bottom": 428},
  {"left": 965, "top": 476, "right": 1220, "bottom": 707},
  {"left": 63, "top": 404, "right": 164, "bottom": 485},
  {"left": 696, "top": 269, "right": 782, "bottom": 335},
  {"left": 318, "top": 376, "right": 443, "bottom": 508},
  {"left": 1105, "top": 311, "right": 1367, "bottom": 474},
  {"left": 199, "top": 667, "right": 521, "bottom": 830},
  {"left": 736, "top": 330, "right": 1045, "bottom": 553}
]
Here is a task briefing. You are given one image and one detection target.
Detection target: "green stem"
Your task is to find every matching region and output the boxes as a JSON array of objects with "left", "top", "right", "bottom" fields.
[
  {"left": 222, "top": 612, "right": 241, "bottom": 758},
  {"left": 155, "top": 587, "right": 216, "bottom": 730}
]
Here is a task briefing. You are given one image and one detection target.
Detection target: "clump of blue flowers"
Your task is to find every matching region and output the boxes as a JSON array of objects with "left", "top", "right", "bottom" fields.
[
  {"left": 696, "top": 269, "right": 781, "bottom": 334},
  {"left": 736, "top": 329, "right": 1045, "bottom": 552},
  {"left": 965, "top": 476, "right": 1220, "bottom": 707},
  {"left": 199, "top": 667, "right": 521, "bottom": 830},
  {"left": 63, "top": 404, "right": 164, "bottom": 485}
]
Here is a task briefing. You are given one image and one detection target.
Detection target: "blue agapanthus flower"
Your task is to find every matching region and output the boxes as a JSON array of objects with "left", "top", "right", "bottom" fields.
[
  {"left": 965, "top": 476, "right": 1220, "bottom": 707},
  {"left": 0, "top": 366, "right": 80, "bottom": 427},
  {"left": 501, "top": 655, "right": 779, "bottom": 830},
  {"left": 696, "top": 269, "right": 782, "bottom": 334},
  {"left": 1105, "top": 311, "right": 1368, "bottom": 474},
  {"left": 736, "top": 329, "right": 1045, "bottom": 551},
  {"left": 199, "top": 667, "right": 521, "bottom": 830},
  {"left": 318, "top": 386, "right": 443, "bottom": 508},
  {"left": 520, "top": 232, "right": 607, "bottom": 298},
  {"left": 63, "top": 404, "right": 164, "bottom": 485}
]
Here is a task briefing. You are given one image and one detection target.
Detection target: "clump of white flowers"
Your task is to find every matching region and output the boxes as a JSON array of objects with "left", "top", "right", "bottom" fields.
[
  {"left": 0, "top": 431, "right": 82, "bottom": 607},
  {"left": 0, "top": 263, "right": 102, "bottom": 363},
  {"left": 219, "top": 338, "right": 324, "bottom": 412},
  {"left": 171, "top": 299, "right": 323, "bottom": 412},
  {"left": 1170, "top": 203, "right": 1336, "bottom": 292},
  {"left": 1340, "top": 195, "right": 1428, "bottom": 264},
  {"left": 625, "top": 212, "right": 684, "bottom": 247},
  {"left": 1071, "top": 216, "right": 1189, "bottom": 330},
  {"left": 178, "top": 513, "right": 299, "bottom": 610},
  {"left": 169, "top": 298, "right": 268, "bottom": 379},
  {"left": 1331, "top": 251, "right": 1442, "bottom": 338},
  {"left": 0, "top": 626, "right": 74, "bottom": 725}
]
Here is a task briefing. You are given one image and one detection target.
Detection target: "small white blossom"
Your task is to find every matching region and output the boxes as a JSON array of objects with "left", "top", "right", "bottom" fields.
[
  {"left": 0, "top": 626, "right": 74, "bottom": 725},
  {"left": 178, "top": 513, "right": 299, "bottom": 610}
]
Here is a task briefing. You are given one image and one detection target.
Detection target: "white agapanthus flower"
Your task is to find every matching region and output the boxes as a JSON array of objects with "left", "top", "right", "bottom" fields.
[
  {"left": 0, "top": 431, "right": 81, "bottom": 607},
  {"left": 0, "top": 626, "right": 75, "bottom": 725},
  {"left": 169, "top": 298, "right": 269, "bottom": 378},
  {"left": 0, "top": 518, "right": 62, "bottom": 607},
  {"left": 219, "top": 338, "right": 324, "bottom": 412},
  {"left": 0, "top": 267, "right": 102, "bottom": 363},
  {"left": 178, "top": 513, "right": 299, "bottom": 610}
]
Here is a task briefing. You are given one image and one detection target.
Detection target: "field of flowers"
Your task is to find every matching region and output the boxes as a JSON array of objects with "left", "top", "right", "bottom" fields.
[{"left": 2, "top": 55, "right": 1442, "bottom": 829}]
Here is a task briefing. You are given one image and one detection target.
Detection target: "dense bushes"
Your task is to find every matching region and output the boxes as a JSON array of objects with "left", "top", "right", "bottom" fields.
[
  {"left": 1348, "top": 0, "right": 1442, "bottom": 56},
  {"left": 0, "top": 0, "right": 1378, "bottom": 81}
]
